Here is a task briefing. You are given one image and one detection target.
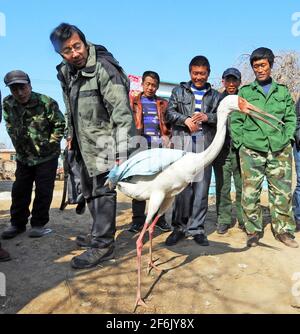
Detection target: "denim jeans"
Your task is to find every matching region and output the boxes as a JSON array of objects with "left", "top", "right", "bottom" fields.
[{"left": 293, "top": 145, "right": 300, "bottom": 222}]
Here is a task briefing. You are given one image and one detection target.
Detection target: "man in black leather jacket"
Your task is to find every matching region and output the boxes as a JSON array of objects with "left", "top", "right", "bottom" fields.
[{"left": 165, "top": 55, "right": 222, "bottom": 246}]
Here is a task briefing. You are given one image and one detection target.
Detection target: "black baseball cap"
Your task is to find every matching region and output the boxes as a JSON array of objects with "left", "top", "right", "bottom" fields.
[
  {"left": 222, "top": 68, "right": 241, "bottom": 80},
  {"left": 4, "top": 70, "right": 31, "bottom": 86}
]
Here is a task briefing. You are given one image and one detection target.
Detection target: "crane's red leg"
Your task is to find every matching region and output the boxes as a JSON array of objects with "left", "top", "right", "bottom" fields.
[
  {"left": 135, "top": 221, "right": 151, "bottom": 309},
  {"left": 148, "top": 215, "right": 162, "bottom": 274}
]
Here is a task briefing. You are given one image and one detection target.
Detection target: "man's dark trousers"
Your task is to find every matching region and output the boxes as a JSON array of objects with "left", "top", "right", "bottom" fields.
[
  {"left": 10, "top": 158, "right": 58, "bottom": 228},
  {"left": 79, "top": 159, "right": 116, "bottom": 248}
]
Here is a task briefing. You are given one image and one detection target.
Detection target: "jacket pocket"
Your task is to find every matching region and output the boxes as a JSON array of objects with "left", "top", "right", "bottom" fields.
[
  {"left": 246, "top": 96, "right": 260, "bottom": 103},
  {"left": 271, "top": 95, "right": 286, "bottom": 112},
  {"left": 243, "top": 117, "right": 260, "bottom": 131}
]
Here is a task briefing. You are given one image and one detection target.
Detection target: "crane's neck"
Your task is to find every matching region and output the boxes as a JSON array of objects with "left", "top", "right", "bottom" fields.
[
  {"left": 191, "top": 113, "right": 228, "bottom": 176},
  {"left": 204, "top": 117, "right": 227, "bottom": 166}
]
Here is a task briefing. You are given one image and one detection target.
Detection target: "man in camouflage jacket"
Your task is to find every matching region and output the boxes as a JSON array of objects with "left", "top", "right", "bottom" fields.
[
  {"left": 1, "top": 70, "right": 65, "bottom": 239},
  {"left": 50, "top": 23, "right": 135, "bottom": 269},
  {"left": 231, "top": 47, "right": 298, "bottom": 248}
]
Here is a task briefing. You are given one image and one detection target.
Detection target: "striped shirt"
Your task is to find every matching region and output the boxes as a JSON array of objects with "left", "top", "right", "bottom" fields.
[
  {"left": 191, "top": 84, "right": 206, "bottom": 112},
  {"left": 141, "top": 96, "right": 161, "bottom": 146}
]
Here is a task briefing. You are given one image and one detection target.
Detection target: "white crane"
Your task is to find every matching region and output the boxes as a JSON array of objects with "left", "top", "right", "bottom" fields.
[{"left": 106, "top": 95, "right": 282, "bottom": 309}]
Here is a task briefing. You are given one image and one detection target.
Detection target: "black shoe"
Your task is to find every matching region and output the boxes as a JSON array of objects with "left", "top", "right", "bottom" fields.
[
  {"left": 246, "top": 233, "right": 261, "bottom": 247},
  {"left": 128, "top": 221, "right": 144, "bottom": 233},
  {"left": 217, "top": 224, "right": 230, "bottom": 235},
  {"left": 76, "top": 234, "right": 92, "bottom": 248},
  {"left": 2, "top": 226, "right": 26, "bottom": 239},
  {"left": 165, "top": 230, "right": 185, "bottom": 246},
  {"left": 156, "top": 218, "right": 171, "bottom": 232},
  {"left": 71, "top": 245, "right": 115, "bottom": 269},
  {"left": 296, "top": 222, "right": 300, "bottom": 232},
  {"left": 194, "top": 234, "right": 210, "bottom": 246},
  {"left": 76, "top": 199, "right": 86, "bottom": 215}
]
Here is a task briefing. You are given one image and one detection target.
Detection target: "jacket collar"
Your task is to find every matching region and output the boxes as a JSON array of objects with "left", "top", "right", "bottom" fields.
[
  {"left": 250, "top": 78, "right": 278, "bottom": 95},
  {"left": 133, "top": 91, "right": 164, "bottom": 103},
  {"left": 11, "top": 92, "right": 39, "bottom": 109},
  {"left": 181, "top": 81, "right": 212, "bottom": 92},
  {"left": 80, "top": 42, "right": 97, "bottom": 77}
]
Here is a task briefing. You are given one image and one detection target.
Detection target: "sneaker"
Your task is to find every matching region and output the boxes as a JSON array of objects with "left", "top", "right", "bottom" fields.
[
  {"left": 165, "top": 230, "right": 185, "bottom": 246},
  {"left": 2, "top": 226, "right": 26, "bottom": 239},
  {"left": 156, "top": 218, "right": 171, "bottom": 232},
  {"left": 246, "top": 232, "right": 261, "bottom": 247},
  {"left": 128, "top": 221, "right": 144, "bottom": 233},
  {"left": 76, "top": 234, "right": 93, "bottom": 248},
  {"left": 275, "top": 233, "right": 299, "bottom": 248},
  {"left": 71, "top": 245, "right": 115, "bottom": 269},
  {"left": 28, "top": 227, "right": 52, "bottom": 238},
  {"left": 194, "top": 234, "right": 210, "bottom": 246},
  {"left": 217, "top": 224, "right": 230, "bottom": 235},
  {"left": 0, "top": 247, "right": 11, "bottom": 262}
]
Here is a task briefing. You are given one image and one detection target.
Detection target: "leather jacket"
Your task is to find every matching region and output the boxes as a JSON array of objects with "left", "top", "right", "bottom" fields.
[{"left": 165, "top": 81, "right": 221, "bottom": 149}]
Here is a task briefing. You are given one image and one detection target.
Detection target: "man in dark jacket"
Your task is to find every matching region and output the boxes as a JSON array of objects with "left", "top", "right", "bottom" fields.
[
  {"left": 50, "top": 23, "right": 135, "bottom": 269},
  {"left": 165, "top": 55, "right": 221, "bottom": 246},
  {"left": 1, "top": 70, "right": 65, "bottom": 239}
]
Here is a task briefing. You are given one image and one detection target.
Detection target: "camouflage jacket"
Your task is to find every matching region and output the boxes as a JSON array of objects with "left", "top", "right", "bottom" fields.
[
  {"left": 3, "top": 92, "right": 65, "bottom": 166},
  {"left": 56, "top": 43, "right": 135, "bottom": 177},
  {"left": 231, "top": 80, "right": 296, "bottom": 153}
]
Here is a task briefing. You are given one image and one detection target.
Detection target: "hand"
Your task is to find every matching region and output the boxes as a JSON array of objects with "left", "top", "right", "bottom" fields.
[
  {"left": 184, "top": 118, "right": 200, "bottom": 134},
  {"left": 192, "top": 112, "right": 208, "bottom": 123}
]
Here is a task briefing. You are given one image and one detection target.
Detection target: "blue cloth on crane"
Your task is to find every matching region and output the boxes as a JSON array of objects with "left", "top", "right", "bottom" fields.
[{"left": 107, "top": 148, "right": 186, "bottom": 185}]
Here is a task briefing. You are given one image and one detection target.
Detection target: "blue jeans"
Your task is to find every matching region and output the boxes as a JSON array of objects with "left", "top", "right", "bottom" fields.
[{"left": 293, "top": 145, "right": 300, "bottom": 222}]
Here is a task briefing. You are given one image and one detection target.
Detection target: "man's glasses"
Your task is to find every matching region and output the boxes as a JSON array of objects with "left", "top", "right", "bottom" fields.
[{"left": 61, "top": 42, "right": 84, "bottom": 56}]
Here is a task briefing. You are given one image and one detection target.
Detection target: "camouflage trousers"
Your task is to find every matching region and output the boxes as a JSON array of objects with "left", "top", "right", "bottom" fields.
[
  {"left": 239, "top": 144, "right": 296, "bottom": 235},
  {"left": 214, "top": 146, "right": 243, "bottom": 226}
]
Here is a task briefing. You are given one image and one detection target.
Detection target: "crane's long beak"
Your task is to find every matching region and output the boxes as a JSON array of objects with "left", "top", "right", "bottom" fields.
[{"left": 238, "top": 97, "right": 284, "bottom": 131}]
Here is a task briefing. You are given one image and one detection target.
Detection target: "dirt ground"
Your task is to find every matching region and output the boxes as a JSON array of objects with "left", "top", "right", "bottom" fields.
[{"left": 1, "top": 180, "right": 300, "bottom": 314}]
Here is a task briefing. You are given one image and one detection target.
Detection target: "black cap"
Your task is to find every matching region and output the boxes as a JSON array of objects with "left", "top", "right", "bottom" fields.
[
  {"left": 222, "top": 68, "right": 241, "bottom": 80},
  {"left": 4, "top": 70, "right": 30, "bottom": 86}
]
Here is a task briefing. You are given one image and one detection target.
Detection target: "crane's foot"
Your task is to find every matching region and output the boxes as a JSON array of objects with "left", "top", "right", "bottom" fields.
[
  {"left": 147, "top": 258, "right": 161, "bottom": 275},
  {"left": 134, "top": 297, "right": 148, "bottom": 312}
]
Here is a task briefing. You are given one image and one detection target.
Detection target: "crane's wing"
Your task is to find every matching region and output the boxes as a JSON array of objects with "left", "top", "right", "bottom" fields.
[{"left": 107, "top": 148, "right": 186, "bottom": 186}]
